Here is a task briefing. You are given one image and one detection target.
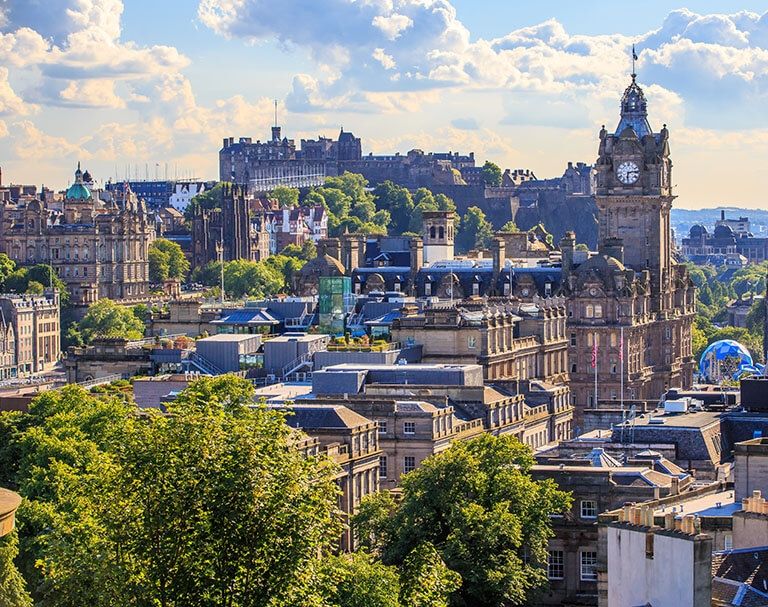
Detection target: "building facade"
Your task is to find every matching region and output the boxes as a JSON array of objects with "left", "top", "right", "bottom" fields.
[
  {"left": 0, "top": 165, "right": 154, "bottom": 305},
  {"left": 191, "top": 183, "right": 270, "bottom": 268},
  {"left": 564, "top": 73, "right": 696, "bottom": 424},
  {"left": 0, "top": 290, "right": 60, "bottom": 375}
]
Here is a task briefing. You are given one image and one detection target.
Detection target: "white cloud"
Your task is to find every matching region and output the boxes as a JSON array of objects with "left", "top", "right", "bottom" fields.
[
  {"left": 372, "top": 47, "right": 396, "bottom": 70},
  {"left": 0, "top": 67, "right": 28, "bottom": 115},
  {"left": 372, "top": 13, "right": 413, "bottom": 40}
]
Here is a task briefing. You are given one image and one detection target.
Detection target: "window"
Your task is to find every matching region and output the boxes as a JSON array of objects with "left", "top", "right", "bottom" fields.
[
  {"left": 724, "top": 534, "right": 733, "bottom": 550},
  {"left": 585, "top": 304, "right": 594, "bottom": 318},
  {"left": 379, "top": 456, "right": 388, "bottom": 478},
  {"left": 570, "top": 333, "right": 577, "bottom": 346},
  {"left": 594, "top": 304, "right": 603, "bottom": 318},
  {"left": 571, "top": 363, "right": 577, "bottom": 373},
  {"left": 404, "top": 456, "right": 416, "bottom": 473},
  {"left": 378, "top": 420, "right": 387, "bottom": 434},
  {"left": 548, "top": 550, "right": 564, "bottom": 580},
  {"left": 404, "top": 421, "right": 415, "bottom": 435},
  {"left": 580, "top": 500, "right": 598, "bottom": 519},
  {"left": 580, "top": 551, "right": 597, "bottom": 581},
  {"left": 424, "top": 282, "right": 432, "bottom": 296},
  {"left": 468, "top": 336, "right": 477, "bottom": 349}
]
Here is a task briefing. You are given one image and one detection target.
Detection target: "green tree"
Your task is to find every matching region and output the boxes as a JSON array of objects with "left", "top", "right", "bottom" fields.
[
  {"left": 281, "top": 240, "right": 317, "bottom": 262},
  {"left": 184, "top": 182, "right": 227, "bottom": 221},
  {"left": 148, "top": 246, "right": 170, "bottom": 283},
  {"left": 399, "top": 542, "right": 460, "bottom": 607},
  {"left": 499, "top": 221, "right": 518, "bottom": 232},
  {"left": 0, "top": 530, "right": 33, "bottom": 607},
  {"left": 224, "top": 259, "right": 284, "bottom": 299},
  {"left": 149, "top": 238, "right": 190, "bottom": 283},
  {"left": 0, "top": 253, "right": 17, "bottom": 288},
  {"left": 354, "top": 434, "right": 571, "bottom": 607},
  {"left": 456, "top": 206, "right": 494, "bottom": 253},
  {"left": 327, "top": 551, "right": 401, "bottom": 607},
  {"left": 7, "top": 377, "right": 344, "bottom": 607},
  {"left": 79, "top": 298, "right": 145, "bottom": 343},
  {"left": 265, "top": 254, "right": 305, "bottom": 291},
  {"left": 271, "top": 185, "right": 299, "bottom": 208},
  {"left": 374, "top": 181, "right": 414, "bottom": 236},
  {"left": 25, "top": 281, "right": 44, "bottom": 295},
  {"left": 481, "top": 161, "right": 502, "bottom": 187},
  {"left": 4, "top": 265, "right": 69, "bottom": 306}
]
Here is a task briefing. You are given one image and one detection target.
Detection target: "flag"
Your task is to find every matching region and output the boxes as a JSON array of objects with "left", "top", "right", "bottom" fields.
[
  {"left": 632, "top": 45, "right": 638, "bottom": 61},
  {"left": 591, "top": 339, "right": 598, "bottom": 368}
]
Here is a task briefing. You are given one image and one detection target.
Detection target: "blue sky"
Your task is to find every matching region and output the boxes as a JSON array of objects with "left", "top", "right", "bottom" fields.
[{"left": 1, "top": 1, "right": 767, "bottom": 208}]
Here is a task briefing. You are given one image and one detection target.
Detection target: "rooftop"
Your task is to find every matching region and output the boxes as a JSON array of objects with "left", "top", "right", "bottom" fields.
[
  {"left": 280, "top": 404, "right": 374, "bottom": 430},
  {"left": 619, "top": 410, "right": 722, "bottom": 429},
  {"left": 252, "top": 382, "right": 314, "bottom": 404},
  {"left": 197, "top": 333, "right": 260, "bottom": 343}
]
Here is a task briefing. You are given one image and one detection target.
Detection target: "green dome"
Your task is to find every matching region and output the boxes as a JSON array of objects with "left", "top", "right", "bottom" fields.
[
  {"left": 66, "top": 162, "right": 91, "bottom": 200},
  {"left": 66, "top": 182, "right": 91, "bottom": 200}
]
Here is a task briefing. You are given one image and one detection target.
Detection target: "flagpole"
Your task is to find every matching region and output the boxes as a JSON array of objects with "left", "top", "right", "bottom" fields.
[
  {"left": 620, "top": 326, "right": 624, "bottom": 412},
  {"left": 593, "top": 333, "right": 598, "bottom": 409}
]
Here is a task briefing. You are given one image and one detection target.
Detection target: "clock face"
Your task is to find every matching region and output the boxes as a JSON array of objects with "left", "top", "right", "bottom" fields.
[{"left": 616, "top": 161, "right": 640, "bottom": 184}]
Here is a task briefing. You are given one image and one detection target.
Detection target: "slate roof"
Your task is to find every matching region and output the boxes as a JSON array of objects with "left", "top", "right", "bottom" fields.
[
  {"left": 282, "top": 404, "right": 373, "bottom": 430},
  {"left": 712, "top": 548, "right": 768, "bottom": 606}
]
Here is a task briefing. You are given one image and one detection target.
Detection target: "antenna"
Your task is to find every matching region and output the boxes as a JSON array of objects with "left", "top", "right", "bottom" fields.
[{"left": 274, "top": 99, "right": 278, "bottom": 127}]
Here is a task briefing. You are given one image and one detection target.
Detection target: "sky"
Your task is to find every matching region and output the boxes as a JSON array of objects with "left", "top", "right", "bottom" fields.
[{"left": 1, "top": 1, "right": 767, "bottom": 209}]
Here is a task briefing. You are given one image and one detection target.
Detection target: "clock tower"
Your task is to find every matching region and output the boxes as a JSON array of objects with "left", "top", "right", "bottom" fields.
[
  {"left": 561, "top": 63, "right": 696, "bottom": 426},
  {"left": 594, "top": 72, "right": 674, "bottom": 312}
]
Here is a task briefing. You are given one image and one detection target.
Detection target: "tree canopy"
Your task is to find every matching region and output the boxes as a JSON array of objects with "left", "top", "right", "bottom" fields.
[
  {"left": 2, "top": 377, "right": 344, "bottom": 607},
  {"left": 354, "top": 434, "right": 571, "bottom": 607},
  {"left": 456, "top": 206, "right": 494, "bottom": 253},
  {"left": 481, "top": 161, "right": 503, "bottom": 187},
  {"left": 148, "top": 238, "right": 190, "bottom": 283},
  {"left": 191, "top": 258, "right": 285, "bottom": 299},
  {"left": 77, "top": 298, "right": 145, "bottom": 343}
]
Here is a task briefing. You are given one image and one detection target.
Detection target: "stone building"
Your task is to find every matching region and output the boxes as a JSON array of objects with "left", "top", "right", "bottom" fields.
[
  {"left": 391, "top": 297, "right": 568, "bottom": 384},
  {"left": 306, "top": 397, "right": 485, "bottom": 489},
  {"left": 191, "top": 183, "right": 270, "bottom": 268},
  {"left": 282, "top": 403, "right": 380, "bottom": 551},
  {"left": 0, "top": 164, "right": 155, "bottom": 305},
  {"left": 0, "top": 290, "right": 60, "bottom": 376},
  {"left": 533, "top": 457, "right": 692, "bottom": 607},
  {"left": 563, "top": 73, "right": 696, "bottom": 424}
]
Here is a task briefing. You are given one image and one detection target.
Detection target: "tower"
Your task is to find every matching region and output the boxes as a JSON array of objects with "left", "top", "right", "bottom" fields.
[
  {"left": 594, "top": 71, "right": 673, "bottom": 312},
  {"left": 422, "top": 211, "right": 455, "bottom": 265}
]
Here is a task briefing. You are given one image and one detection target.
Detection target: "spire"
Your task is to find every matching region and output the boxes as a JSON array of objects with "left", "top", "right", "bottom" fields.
[{"left": 615, "top": 50, "right": 652, "bottom": 139}]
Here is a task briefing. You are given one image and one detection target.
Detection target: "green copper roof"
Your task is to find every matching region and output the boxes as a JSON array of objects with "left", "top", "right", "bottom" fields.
[{"left": 66, "top": 182, "right": 91, "bottom": 200}]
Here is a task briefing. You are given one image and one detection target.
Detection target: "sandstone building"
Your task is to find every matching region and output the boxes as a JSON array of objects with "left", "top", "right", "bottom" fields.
[
  {"left": 0, "top": 164, "right": 155, "bottom": 305},
  {"left": 563, "top": 73, "right": 696, "bottom": 424}
]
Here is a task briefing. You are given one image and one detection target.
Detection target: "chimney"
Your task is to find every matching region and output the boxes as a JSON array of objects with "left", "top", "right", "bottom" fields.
[
  {"left": 721, "top": 209, "right": 726, "bottom": 221},
  {"left": 602, "top": 237, "right": 625, "bottom": 264},
  {"left": 319, "top": 238, "right": 341, "bottom": 263},
  {"left": 409, "top": 238, "right": 423, "bottom": 275},
  {"left": 272, "top": 126, "right": 281, "bottom": 142},
  {"left": 671, "top": 476, "right": 680, "bottom": 495},
  {"left": 492, "top": 236, "right": 506, "bottom": 284},
  {"left": 560, "top": 231, "right": 576, "bottom": 276}
]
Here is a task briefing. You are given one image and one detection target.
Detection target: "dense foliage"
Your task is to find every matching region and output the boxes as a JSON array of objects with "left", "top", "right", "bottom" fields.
[
  {"left": 481, "top": 161, "right": 503, "bottom": 187},
  {"left": 685, "top": 261, "right": 766, "bottom": 363},
  {"left": 354, "top": 434, "right": 571, "bottom": 606},
  {"left": 1, "top": 377, "right": 344, "bottom": 607},
  {"left": 148, "top": 238, "right": 190, "bottom": 283},
  {"left": 191, "top": 256, "right": 295, "bottom": 299},
  {"left": 73, "top": 298, "right": 146, "bottom": 343},
  {"left": 456, "top": 206, "right": 494, "bottom": 253}
]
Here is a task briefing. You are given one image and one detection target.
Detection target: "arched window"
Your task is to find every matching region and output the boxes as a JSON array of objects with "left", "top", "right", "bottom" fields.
[
  {"left": 430, "top": 226, "right": 436, "bottom": 239},
  {"left": 438, "top": 226, "right": 445, "bottom": 239}
]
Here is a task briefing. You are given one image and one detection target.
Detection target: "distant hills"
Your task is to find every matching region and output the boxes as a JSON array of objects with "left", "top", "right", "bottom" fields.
[{"left": 671, "top": 207, "right": 768, "bottom": 242}]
